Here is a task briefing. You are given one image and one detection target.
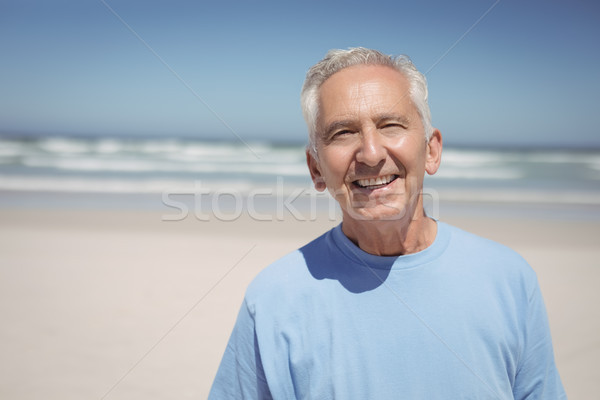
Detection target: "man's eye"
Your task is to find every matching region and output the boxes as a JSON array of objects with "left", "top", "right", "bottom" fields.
[
  {"left": 380, "top": 123, "right": 406, "bottom": 133},
  {"left": 332, "top": 130, "right": 353, "bottom": 137}
]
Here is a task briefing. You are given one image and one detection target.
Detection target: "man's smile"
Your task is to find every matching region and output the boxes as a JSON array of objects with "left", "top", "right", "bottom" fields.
[{"left": 352, "top": 174, "right": 399, "bottom": 190}]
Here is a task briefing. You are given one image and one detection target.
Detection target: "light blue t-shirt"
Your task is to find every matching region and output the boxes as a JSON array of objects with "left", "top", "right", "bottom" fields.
[{"left": 209, "top": 221, "right": 566, "bottom": 399}]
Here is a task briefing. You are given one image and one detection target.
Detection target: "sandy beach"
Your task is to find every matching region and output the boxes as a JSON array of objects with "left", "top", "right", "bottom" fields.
[{"left": 0, "top": 203, "right": 598, "bottom": 399}]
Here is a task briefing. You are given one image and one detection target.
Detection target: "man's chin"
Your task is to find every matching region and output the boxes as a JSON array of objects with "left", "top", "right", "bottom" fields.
[{"left": 343, "top": 204, "right": 410, "bottom": 222}]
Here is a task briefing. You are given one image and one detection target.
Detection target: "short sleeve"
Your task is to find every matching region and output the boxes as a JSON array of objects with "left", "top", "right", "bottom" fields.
[
  {"left": 208, "top": 299, "right": 272, "bottom": 400},
  {"left": 513, "top": 283, "right": 567, "bottom": 399}
]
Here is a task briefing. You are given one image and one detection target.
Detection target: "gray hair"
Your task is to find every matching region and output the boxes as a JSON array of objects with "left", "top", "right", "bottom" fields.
[{"left": 300, "top": 47, "right": 433, "bottom": 156}]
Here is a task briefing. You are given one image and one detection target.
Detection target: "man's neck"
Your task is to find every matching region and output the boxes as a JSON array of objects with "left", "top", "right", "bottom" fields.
[{"left": 341, "top": 211, "right": 437, "bottom": 257}]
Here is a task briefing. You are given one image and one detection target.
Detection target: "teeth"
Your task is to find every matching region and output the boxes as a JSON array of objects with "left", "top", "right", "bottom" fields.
[{"left": 356, "top": 174, "right": 395, "bottom": 188}]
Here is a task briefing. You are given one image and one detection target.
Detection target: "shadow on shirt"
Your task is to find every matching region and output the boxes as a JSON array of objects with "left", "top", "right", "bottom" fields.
[{"left": 299, "top": 231, "right": 394, "bottom": 294}]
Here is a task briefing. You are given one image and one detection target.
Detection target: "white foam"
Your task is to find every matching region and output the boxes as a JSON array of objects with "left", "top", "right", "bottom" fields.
[
  {"left": 0, "top": 176, "right": 180, "bottom": 193},
  {"left": 2, "top": 137, "right": 600, "bottom": 201},
  {"left": 93, "top": 139, "right": 124, "bottom": 154},
  {"left": 22, "top": 157, "right": 166, "bottom": 173},
  {"left": 443, "top": 148, "right": 600, "bottom": 166},
  {"left": 0, "top": 140, "right": 24, "bottom": 157},
  {"left": 431, "top": 167, "right": 523, "bottom": 180},
  {"left": 20, "top": 155, "right": 310, "bottom": 176},
  {"left": 588, "top": 161, "right": 600, "bottom": 172},
  {"left": 439, "top": 189, "right": 600, "bottom": 205},
  {"left": 520, "top": 151, "right": 600, "bottom": 164},
  {"left": 38, "top": 137, "right": 91, "bottom": 154},
  {"left": 137, "top": 140, "right": 184, "bottom": 154},
  {"left": 1, "top": 175, "right": 598, "bottom": 206},
  {"left": 442, "top": 149, "right": 512, "bottom": 166},
  {"left": 0, "top": 175, "right": 310, "bottom": 195}
]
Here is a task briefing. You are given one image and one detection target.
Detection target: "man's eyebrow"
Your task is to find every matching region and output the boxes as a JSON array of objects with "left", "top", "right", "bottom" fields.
[
  {"left": 375, "top": 114, "right": 410, "bottom": 125},
  {"left": 321, "top": 114, "right": 411, "bottom": 137},
  {"left": 321, "top": 120, "right": 356, "bottom": 136}
]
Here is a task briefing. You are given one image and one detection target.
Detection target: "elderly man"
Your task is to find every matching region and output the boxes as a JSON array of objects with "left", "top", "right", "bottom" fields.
[{"left": 209, "top": 48, "right": 565, "bottom": 399}]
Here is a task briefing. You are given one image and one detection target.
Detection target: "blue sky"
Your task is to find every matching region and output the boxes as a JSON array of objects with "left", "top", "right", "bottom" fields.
[{"left": 1, "top": 0, "right": 599, "bottom": 147}]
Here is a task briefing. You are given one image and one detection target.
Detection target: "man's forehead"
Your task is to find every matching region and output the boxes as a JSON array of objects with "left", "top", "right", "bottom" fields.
[
  {"left": 317, "top": 65, "right": 413, "bottom": 122},
  {"left": 319, "top": 64, "right": 408, "bottom": 92}
]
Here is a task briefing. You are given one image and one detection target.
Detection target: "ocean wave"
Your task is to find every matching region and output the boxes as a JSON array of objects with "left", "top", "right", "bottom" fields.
[
  {"left": 441, "top": 149, "right": 511, "bottom": 165},
  {"left": 0, "top": 175, "right": 310, "bottom": 195},
  {"left": 37, "top": 137, "right": 93, "bottom": 154},
  {"left": 1, "top": 175, "right": 598, "bottom": 206},
  {"left": 442, "top": 148, "right": 600, "bottom": 166},
  {"left": 431, "top": 167, "right": 523, "bottom": 180},
  {"left": 20, "top": 156, "right": 310, "bottom": 176},
  {"left": 438, "top": 189, "right": 600, "bottom": 205},
  {"left": 2, "top": 137, "right": 600, "bottom": 197}
]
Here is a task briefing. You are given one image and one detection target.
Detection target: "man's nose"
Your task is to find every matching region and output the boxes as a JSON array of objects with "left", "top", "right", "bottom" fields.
[{"left": 355, "top": 128, "right": 386, "bottom": 167}]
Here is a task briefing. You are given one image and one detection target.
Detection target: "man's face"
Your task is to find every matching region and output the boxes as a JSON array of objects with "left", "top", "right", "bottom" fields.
[{"left": 307, "top": 64, "right": 441, "bottom": 223}]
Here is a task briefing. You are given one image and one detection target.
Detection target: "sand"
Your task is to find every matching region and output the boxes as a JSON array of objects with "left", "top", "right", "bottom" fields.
[{"left": 0, "top": 206, "right": 598, "bottom": 399}]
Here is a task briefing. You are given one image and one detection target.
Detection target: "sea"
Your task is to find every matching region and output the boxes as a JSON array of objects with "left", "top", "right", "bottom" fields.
[{"left": 1, "top": 135, "right": 599, "bottom": 221}]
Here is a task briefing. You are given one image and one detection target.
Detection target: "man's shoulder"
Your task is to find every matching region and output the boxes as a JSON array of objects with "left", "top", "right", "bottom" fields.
[
  {"left": 245, "top": 228, "right": 333, "bottom": 303},
  {"left": 441, "top": 221, "right": 537, "bottom": 281},
  {"left": 444, "top": 222, "right": 525, "bottom": 257},
  {"left": 249, "top": 249, "right": 307, "bottom": 289}
]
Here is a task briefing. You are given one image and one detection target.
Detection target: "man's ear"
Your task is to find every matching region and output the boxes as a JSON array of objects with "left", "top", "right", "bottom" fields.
[
  {"left": 306, "top": 149, "right": 327, "bottom": 192},
  {"left": 425, "top": 129, "right": 443, "bottom": 175}
]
